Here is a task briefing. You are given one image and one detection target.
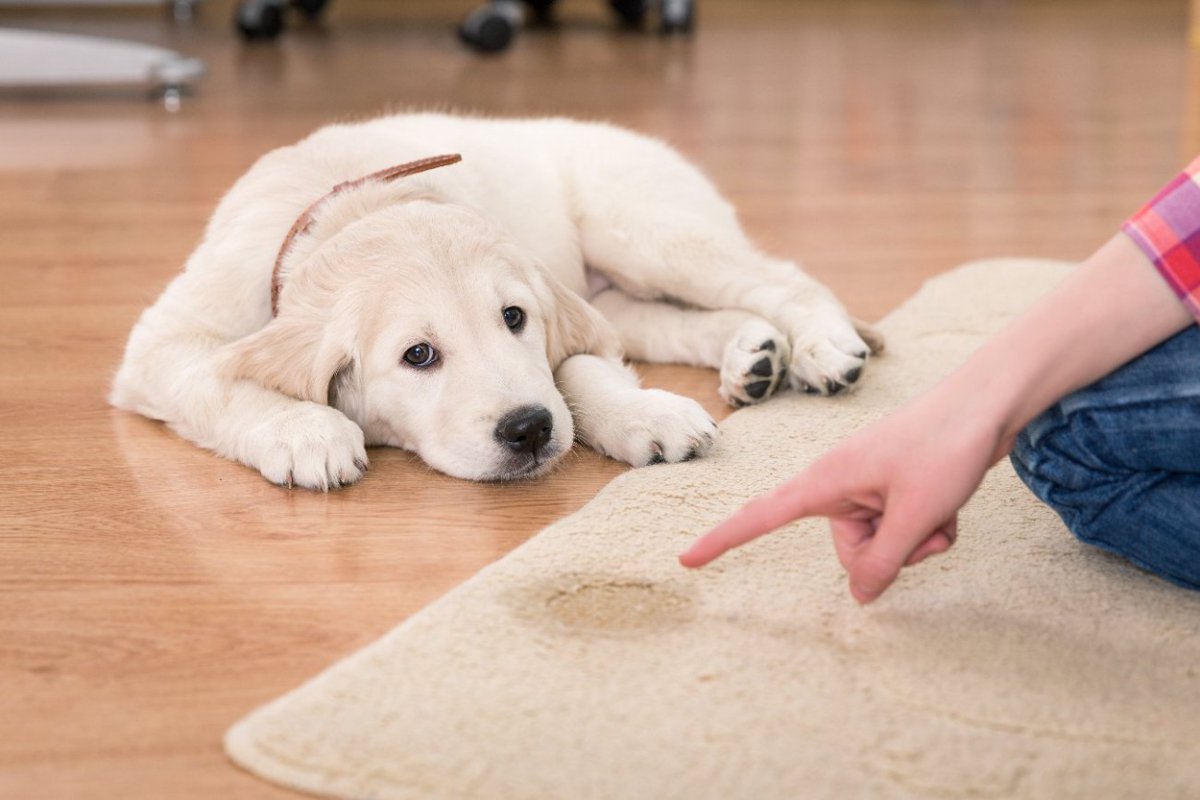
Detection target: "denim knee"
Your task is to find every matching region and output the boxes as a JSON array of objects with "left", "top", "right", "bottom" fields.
[{"left": 1011, "top": 407, "right": 1200, "bottom": 591}]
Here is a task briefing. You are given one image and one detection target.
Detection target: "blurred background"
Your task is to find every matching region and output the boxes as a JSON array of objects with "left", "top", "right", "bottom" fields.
[
  {"left": 1, "top": 2, "right": 1197, "bottom": 798},
  {"left": 4, "top": 0, "right": 1197, "bottom": 318}
]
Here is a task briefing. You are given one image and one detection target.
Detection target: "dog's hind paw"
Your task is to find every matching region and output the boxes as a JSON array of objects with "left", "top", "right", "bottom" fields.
[
  {"left": 247, "top": 403, "right": 368, "bottom": 491},
  {"left": 719, "top": 318, "right": 790, "bottom": 408},
  {"left": 784, "top": 311, "right": 876, "bottom": 397}
]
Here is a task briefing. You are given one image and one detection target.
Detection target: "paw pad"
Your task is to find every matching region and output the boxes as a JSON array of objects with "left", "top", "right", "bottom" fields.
[{"left": 720, "top": 320, "right": 790, "bottom": 409}]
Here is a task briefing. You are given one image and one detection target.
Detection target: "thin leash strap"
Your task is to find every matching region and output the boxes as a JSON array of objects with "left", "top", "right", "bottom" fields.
[{"left": 270, "top": 153, "right": 463, "bottom": 317}]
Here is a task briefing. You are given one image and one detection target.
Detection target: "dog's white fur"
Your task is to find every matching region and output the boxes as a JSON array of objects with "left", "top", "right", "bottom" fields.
[{"left": 111, "top": 114, "right": 881, "bottom": 489}]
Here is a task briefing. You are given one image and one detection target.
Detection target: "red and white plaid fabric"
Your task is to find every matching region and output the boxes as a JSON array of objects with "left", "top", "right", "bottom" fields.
[{"left": 1122, "top": 155, "right": 1200, "bottom": 323}]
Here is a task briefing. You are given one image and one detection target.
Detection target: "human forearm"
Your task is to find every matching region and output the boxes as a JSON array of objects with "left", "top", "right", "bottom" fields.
[{"left": 939, "top": 233, "right": 1194, "bottom": 461}]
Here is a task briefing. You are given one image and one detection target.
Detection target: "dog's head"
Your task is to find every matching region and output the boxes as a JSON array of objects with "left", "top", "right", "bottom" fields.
[{"left": 224, "top": 164, "right": 619, "bottom": 481}]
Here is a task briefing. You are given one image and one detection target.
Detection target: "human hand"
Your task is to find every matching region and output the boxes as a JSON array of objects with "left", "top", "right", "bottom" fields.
[
  {"left": 678, "top": 389, "right": 1005, "bottom": 604},
  {"left": 681, "top": 234, "right": 1197, "bottom": 603}
]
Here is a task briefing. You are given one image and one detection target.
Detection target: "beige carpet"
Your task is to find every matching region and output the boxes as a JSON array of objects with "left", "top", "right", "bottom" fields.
[{"left": 226, "top": 260, "right": 1200, "bottom": 800}]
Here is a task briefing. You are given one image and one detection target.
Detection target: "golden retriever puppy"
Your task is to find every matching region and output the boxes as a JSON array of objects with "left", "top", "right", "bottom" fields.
[{"left": 111, "top": 113, "right": 881, "bottom": 489}]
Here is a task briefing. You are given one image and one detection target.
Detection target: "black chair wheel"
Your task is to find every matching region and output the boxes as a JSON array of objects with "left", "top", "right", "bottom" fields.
[
  {"left": 524, "top": 0, "right": 557, "bottom": 25},
  {"left": 659, "top": 0, "right": 694, "bottom": 34},
  {"left": 290, "top": 0, "right": 328, "bottom": 20},
  {"left": 236, "top": 1, "right": 285, "bottom": 40},
  {"left": 609, "top": 0, "right": 647, "bottom": 27},
  {"left": 461, "top": 4, "right": 521, "bottom": 53}
]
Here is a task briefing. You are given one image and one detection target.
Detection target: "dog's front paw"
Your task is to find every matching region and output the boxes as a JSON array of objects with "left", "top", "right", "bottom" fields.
[
  {"left": 719, "top": 318, "right": 790, "bottom": 408},
  {"left": 246, "top": 403, "right": 368, "bottom": 490},
  {"left": 590, "top": 389, "right": 719, "bottom": 467},
  {"left": 786, "top": 312, "right": 874, "bottom": 396}
]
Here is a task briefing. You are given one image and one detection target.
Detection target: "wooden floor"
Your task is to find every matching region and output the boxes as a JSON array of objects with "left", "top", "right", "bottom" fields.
[{"left": 1, "top": 1, "right": 1195, "bottom": 797}]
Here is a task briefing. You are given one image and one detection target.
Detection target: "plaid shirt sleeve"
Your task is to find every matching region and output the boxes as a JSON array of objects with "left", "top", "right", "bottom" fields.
[{"left": 1121, "top": 155, "right": 1200, "bottom": 323}]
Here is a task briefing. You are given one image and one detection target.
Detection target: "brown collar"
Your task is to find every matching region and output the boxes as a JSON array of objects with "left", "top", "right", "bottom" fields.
[{"left": 270, "top": 153, "right": 463, "bottom": 317}]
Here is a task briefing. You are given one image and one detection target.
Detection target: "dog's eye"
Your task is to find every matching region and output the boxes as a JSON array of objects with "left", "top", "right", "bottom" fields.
[
  {"left": 503, "top": 306, "right": 525, "bottom": 332},
  {"left": 402, "top": 343, "right": 438, "bottom": 368}
]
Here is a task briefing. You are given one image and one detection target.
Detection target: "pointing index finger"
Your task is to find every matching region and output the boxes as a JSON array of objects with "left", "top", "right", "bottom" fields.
[{"left": 678, "top": 471, "right": 827, "bottom": 568}]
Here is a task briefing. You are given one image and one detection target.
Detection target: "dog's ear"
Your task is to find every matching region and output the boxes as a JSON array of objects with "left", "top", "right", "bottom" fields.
[
  {"left": 325, "top": 357, "right": 364, "bottom": 419},
  {"left": 531, "top": 268, "right": 623, "bottom": 368},
  {"left": 223, "top": 313, "right": 358, "bottom": 407}
]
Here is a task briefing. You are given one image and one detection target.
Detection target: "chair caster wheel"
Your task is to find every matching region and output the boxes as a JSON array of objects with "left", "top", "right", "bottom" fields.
[
  {"left": 659, "top": 0, "right": 694, "bottom": 34},
  {"left": 236, "top": 1, "right": 285, "bottom": 40},
  {"left": 525, "top": 0, "right": 556, "bottom": 26},
  {"left": 291, "top": 0, "right": 327, "bottom": 20},
  {"left": 460, "top": 1, "right": 524, "bottom": 53},
  {"left": 609, "top": 0, "right": 647, "bottom": 28}
]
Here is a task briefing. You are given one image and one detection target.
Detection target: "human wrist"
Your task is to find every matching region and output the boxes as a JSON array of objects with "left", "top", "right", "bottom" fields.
[{"left": 930, "top": 354, "right": 1027, "bottom": 463}]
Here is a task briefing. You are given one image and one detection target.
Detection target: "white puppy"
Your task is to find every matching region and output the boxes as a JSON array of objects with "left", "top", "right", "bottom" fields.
[{"left": 111, "top": 113, "right": 881, "bottom": 489}]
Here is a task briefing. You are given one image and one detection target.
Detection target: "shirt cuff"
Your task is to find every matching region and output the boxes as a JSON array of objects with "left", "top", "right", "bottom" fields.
[{"left": 1121, "top": 159, "right": 1200, "bottom": 324}]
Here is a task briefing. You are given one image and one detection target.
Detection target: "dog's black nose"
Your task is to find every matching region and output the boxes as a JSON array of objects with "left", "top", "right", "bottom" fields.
[{"left": 495, "top": 406, "right": 553, "bottom": 455}]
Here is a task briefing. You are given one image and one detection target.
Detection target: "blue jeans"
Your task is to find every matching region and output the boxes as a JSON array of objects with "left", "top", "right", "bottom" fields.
[{"left": 1010, "top": 324, "right": 1200, "bottom": 590}]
